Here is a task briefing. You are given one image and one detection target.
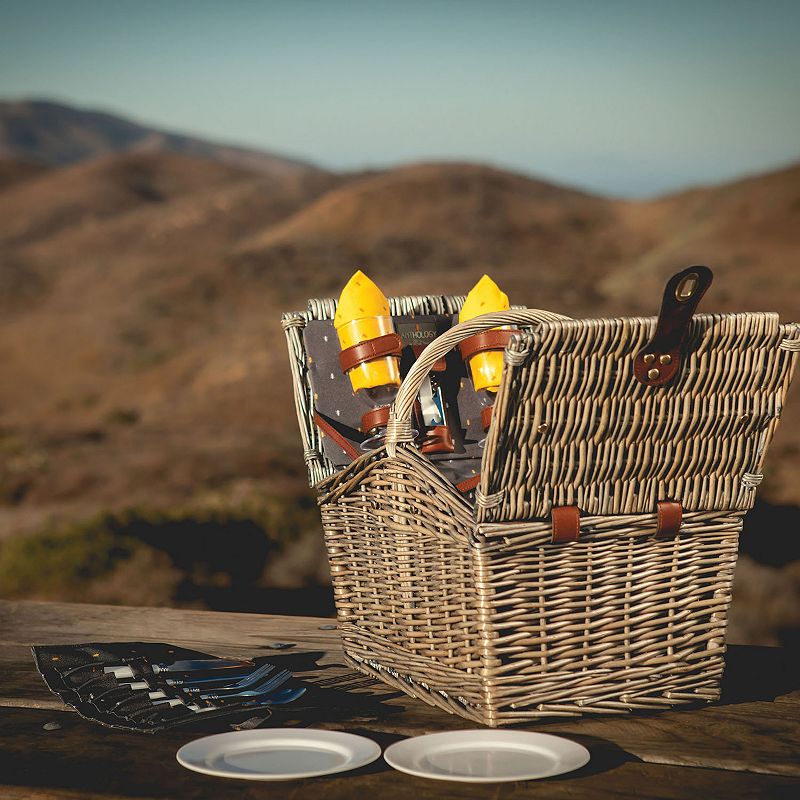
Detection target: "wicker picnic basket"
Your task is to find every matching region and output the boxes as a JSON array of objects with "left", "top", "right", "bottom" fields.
[{"left": 282, "top": 269, "right": 799, "bottom": 726}]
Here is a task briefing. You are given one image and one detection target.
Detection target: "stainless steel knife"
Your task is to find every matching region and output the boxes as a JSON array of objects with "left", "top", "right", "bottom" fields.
[{"left": 104, "top": 658, "right": 253, "bottom": 679}]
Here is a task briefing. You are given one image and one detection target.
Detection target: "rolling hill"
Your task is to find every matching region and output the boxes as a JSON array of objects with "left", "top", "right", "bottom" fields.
[
  {"left": 0, "top": 109, "right": 798, "bottom": 637},
  {"left": 1, "top": 150, "right": 797, "bottom": 532}
]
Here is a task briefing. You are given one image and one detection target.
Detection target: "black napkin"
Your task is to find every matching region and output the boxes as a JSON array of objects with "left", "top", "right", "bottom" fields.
[{"left": 32, "top": 642, "right": 280, "bottom": 733}]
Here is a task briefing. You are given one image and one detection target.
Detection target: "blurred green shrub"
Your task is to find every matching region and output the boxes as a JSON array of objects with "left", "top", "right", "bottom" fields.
[
  {"left": 0, "top": 493, "right": 322, "bottom": 606},
  {"left": 0, "top": 514, "right": 140, "bottom": 597}
]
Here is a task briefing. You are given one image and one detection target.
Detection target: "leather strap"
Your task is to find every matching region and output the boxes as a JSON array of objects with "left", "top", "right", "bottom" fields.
[
  {"left": 459, "top": 329, "right": 520, "bottom": 362},
  {"left": 634, "top": 266, "right": 713, "bottom": 387},
  {"left": 339, "top": 333, "right": 403, "bottom": 373},
  {"left": 455, "top": 474, "right": 481, "bottom": 493},
  {"left": 313, "top": 413, "right": 362, "bottom": 461},
  {"left": 313, "top": 409, "right": 478, "bottom": 491},
  {"left": 420, "top": 424, "right": 455, "bottom": 454},
  {"left": 656, "top": 500, "right": 682, "bottom": 539},
  {"left": 411, "top": 345, "right": 447, "bottom": 373},
  {"left": 362, "top": 402, "right": 421, "bottom": 437},
  {"left": 361, "top": 405, "right": 391, "bottom": 435},
  {"left": 480, "top": 405, "right": 494, "bottom": 432},
  {"left": 552, "top": 505, "right": 580, "bottom": 544}
]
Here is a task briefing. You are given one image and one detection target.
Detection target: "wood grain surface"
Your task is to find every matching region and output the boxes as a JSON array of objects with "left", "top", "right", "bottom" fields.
[{"left": 1, "top": 600, "right": 798, "bottom": 798}]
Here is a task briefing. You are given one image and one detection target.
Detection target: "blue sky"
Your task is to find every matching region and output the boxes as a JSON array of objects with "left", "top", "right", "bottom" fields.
[{"left": 1, "top": 0, "right": 798, "bottom": 197}]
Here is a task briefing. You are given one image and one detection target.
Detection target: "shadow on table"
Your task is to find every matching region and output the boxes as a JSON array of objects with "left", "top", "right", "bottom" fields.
[
  {"left": 293, "top": 729, "right": 630, "bottom": 784},
  {"left": 719, "top": 643, "right": 800, "bottom": 705}
]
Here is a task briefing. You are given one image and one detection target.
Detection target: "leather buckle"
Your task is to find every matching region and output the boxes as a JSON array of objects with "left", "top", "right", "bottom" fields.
[{"left": 634, "top": 266, "right": 713, "bottom": 387}]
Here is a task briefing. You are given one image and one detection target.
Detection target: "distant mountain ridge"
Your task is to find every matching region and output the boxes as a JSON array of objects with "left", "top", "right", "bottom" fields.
[
  {"left": 0, "top": 99, "right": 322, "bottom": 179},
  {"left": 1, "top": 98, "right": 798, "bottom": 643},
  {"left": 0, "top": 98, "right": 798, "bottom": 543}
]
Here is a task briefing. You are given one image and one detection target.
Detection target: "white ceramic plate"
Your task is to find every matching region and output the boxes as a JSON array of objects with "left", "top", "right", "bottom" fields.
[
  {"left": 383, "top": 730, "right": 590, "bottom": 783},
  {"left": 176, "top": 729, "right": 382, "bottom": 781}
]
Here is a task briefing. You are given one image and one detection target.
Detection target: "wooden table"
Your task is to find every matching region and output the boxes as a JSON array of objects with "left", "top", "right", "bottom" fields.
[{"left": 0, "top": 600, "right": 798, "bottom": 799}]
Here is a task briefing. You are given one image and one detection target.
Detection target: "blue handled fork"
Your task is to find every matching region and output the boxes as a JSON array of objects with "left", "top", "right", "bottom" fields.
[
  {"left": 151, "top": 670, "right": 297, "bottom": 710},
  {"left": 123, "top": 662, "right": 276, "bottom": 695},
  {"left": 197, "top": 669, "right": 292, "bottom": 701}
]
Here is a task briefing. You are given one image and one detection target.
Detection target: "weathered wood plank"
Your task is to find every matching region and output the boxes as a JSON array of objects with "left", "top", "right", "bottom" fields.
[
  {"left": 0, "top": 600, "right": 343, "bottom": 656},
  {"left": 1, "top": 600, "right": 798, "bottom": 778},
  {"left": 0, "top": 707, "right": 795, "bottom": 800}
]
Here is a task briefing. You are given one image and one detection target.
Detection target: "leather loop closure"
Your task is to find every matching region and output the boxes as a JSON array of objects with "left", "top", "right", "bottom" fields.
[
  {"left": 552, "top": 505, "right": 580, "bottom": 544},
  {"left": 361, "top": 405, "right": 392, "bottom": 435},
  {"left": 455, "top": 474, "right": 481, "bottom": 493},
  {"left": 364, "top": 401, "right": 422, "bottom": 435},
  {"left": 634, "top": 266, "right": 713, "bottom": 388},
  {"left": 420, "top": 424, "right": 455, "bottom": 454},
  {"left": 339, "top": 333, "right": 403, "bottom": 374},
  {"left": 480, "top": 405, "right": 494, "bottom": 432},
  {"left": 459, "top": 329, "right": 521, "bottom": 362},
  {"left": 411, "top": 345, "right": 447, "bottom": 373},
  {"left": 656, "top": 500, "right": 682, "bottom": 539}
]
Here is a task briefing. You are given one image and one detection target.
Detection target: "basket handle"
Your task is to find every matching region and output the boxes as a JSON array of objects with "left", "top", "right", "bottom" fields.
[{"left": 386, "top": 308, "right": 570, "bottom": 455}]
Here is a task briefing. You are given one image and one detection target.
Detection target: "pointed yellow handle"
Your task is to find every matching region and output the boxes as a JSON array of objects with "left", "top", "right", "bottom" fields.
[
  {"left": 459, "top": 275, "right": 510, "bottom": 392},
  {"left": 335, "top": 271, "right": 400, "bottom": 392}
]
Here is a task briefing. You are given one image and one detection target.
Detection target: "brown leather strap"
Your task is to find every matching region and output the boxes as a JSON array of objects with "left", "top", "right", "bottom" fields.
[
  {"left": 313, "top": 413, "right": 361, "bottom": 461},
  {"left": 361, "top": 405, "right": 391, "bottom": 435},
  {"left": 656, "top": 500, "right": 682, "bottom": 538},
  {"left": 411, "top": 345, "right": 447, "bottom": 373},
  {"left": 552, "top": 505, "right": 580, "bottom": 544},
  {"left": 339, "top": 333, "right": 403, "bottom": 373},
  {"left": 634, "top": 266, "right": 713, "bottom": 387},
  {"left": 363, "top": 402, "right": 423, "bottom": 436},
  {"left": 420, "top": 424, "right": 455, "bottom": 454},
  {"left": 459, "top": 329, "right": 520, "bottom": 362},
  {"left": 455, "top": 474, "right": 481, "bottom": 493},
  {"left": 480, "top": 405, "right": 494, "bottom": 432}
]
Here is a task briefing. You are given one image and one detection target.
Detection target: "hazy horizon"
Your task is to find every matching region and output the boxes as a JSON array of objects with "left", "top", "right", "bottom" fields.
[{"left": 1, "top": 0, "right": 799, "bottom": 197}]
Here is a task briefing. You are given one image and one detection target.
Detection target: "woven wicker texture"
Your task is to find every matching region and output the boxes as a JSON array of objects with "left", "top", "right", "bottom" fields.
[
  {"left": 479, "top": 313, "right": 799, "bottom": 522},
  {"left": 284, "top": 296, "right": 799, "bottom": 725}
]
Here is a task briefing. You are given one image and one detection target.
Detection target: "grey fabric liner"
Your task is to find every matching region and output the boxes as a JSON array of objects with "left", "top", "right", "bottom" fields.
[{"left": 303, "top": 315, "right": 494, "bottom": 487}]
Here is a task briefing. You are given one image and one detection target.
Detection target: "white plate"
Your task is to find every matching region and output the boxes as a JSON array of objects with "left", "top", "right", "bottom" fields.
[
  {"left": 383, "top": 730, "right": 590, "bottom": 783},
  {"left": 176, "top": 728, "right": 381, "bottom": 781}
]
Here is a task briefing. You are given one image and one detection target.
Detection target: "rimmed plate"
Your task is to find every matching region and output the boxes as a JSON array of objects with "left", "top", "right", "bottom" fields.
[
  {"left": 176, "top": 729, "right": 381, "bottom": 780},
  {"left": 383, "top": 730, "right": 590, "bottom": 783}
]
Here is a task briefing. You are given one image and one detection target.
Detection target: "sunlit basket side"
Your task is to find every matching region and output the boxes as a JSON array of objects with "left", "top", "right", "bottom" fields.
[{"left": 285, "top": 299, "right": 799, "bottom": 725}]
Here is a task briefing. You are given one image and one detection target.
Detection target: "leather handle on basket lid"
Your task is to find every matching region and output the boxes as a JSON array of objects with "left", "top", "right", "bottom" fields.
[
  {"left": 634, "top": 266, "right": 713, "bottom": 387},
  {"left": 385, "top": 308, "right": 570, "bottom": 456}
]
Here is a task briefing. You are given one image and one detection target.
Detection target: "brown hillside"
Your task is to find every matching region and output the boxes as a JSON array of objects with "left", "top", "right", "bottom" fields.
[
  {"left": 605, "top": 163, "right": 800, "bottom": 320},
  {"left": 0, "top": 159, "right": 49, "bottom": 191},
  {"left": 236, "top": 162, "right": 629, "bottom": 306},
  {"left": 0, "top": 152, "right": 348, "bottom": 532},
  {"left": 0, "top": 155, "right": 798, "bottom": 535},
  {"left": 0, "top": 151, "right": 252, "bottom": 247}
]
